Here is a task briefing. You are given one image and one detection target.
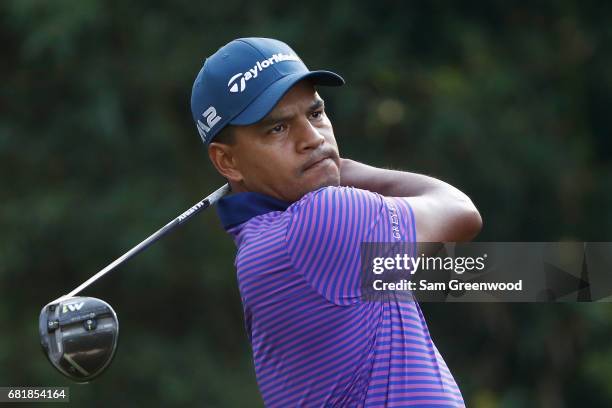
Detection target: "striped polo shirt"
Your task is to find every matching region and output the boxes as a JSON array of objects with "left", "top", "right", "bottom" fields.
[{"left": 217, "top": 186, "right": 465, "bottom": 407}]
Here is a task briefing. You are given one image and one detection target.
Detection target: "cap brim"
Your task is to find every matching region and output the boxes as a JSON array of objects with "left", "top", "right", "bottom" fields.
[{"left": 229, "top": 70, "right": 345, "bottom": 126}]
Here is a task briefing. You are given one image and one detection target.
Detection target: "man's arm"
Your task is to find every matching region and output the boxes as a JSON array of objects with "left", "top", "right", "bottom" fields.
[{"left": 339, "top": 158, "right": 482, "bottom": 242}]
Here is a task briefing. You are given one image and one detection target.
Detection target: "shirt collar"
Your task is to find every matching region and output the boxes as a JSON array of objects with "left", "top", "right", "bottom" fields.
[{"left": 216, "top": 191, "right": 291, "bottom": 230}]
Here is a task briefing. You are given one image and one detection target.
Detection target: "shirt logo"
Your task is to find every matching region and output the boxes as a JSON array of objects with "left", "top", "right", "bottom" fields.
[
  {"left": 227, "top": 53, "right": 301, "bottom": 93},
  {"left": 388, "top": 202, "right": 401, "bottom": 240},
  {"left": 197, "top": 106, "right": 222, "bottom": 143}
]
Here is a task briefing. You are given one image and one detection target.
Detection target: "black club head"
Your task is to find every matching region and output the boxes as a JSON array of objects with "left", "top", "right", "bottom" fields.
[{"left": 39, "top": 296, "right": 119, "bottom": 383}]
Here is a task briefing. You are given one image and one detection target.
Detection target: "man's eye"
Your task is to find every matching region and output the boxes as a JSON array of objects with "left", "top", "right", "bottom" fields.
[
  {"left": 270, "top": 124, "right": 286, "bottom": 134},
  {"left": 311, "top": 110, "right": 324, "bottom": 120}
]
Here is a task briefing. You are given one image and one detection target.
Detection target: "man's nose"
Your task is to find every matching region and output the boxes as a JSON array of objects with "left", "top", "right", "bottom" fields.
[{"left": 295, "top": 119, "right": 325, "bottom": 152}]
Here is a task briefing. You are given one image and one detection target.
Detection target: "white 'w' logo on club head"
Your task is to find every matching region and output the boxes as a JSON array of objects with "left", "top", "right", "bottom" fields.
[{"left": 62, "top": 302, "right": 84, "bottom": 314}]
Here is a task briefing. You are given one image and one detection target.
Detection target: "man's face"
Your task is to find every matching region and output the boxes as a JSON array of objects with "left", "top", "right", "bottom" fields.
[{"left": 214, "top": 80, "right": 341, "bottom": 202}]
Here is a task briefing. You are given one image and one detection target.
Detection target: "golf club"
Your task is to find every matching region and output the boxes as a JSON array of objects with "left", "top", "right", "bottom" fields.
[{"left": 39, "top": 183, "right": 230, "bottom": 383}]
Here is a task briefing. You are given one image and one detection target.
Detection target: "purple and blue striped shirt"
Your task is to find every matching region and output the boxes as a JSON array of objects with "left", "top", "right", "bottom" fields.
[{"left": 217, "top": 186, "right": 465, "bottom": 407}]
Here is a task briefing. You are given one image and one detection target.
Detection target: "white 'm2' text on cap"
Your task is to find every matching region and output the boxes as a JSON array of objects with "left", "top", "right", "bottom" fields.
[{"left": 197, "top": 106, "right": 222, "bottom": 143}]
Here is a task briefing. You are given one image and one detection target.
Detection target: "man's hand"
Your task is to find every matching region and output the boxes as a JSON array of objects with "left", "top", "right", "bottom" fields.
[{"left": 339, "top": 158, "right": 482, "bottom": 242}]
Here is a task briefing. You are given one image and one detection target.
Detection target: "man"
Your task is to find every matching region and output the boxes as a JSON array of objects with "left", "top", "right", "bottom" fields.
[{"left": 191, "top": 37, "right": 481, "bottom": 407}]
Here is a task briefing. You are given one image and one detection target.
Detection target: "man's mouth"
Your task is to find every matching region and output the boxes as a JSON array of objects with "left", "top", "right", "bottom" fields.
[
  {"left": 305, "top": 157, "right": 331, "bottom": 171},
  {"left": 302, "top": 153, "right": 336, "bottom": 173}
]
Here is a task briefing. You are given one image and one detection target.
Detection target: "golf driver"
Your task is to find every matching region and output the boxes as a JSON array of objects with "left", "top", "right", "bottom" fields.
[{"left": 39, "top": 183, "right": 230, "bottom": 383}]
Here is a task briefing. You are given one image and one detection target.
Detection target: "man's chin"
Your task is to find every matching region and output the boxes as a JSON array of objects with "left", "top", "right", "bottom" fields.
[
  {"left": 316, "top": 174, "right": 341, "bottom": 189},
  {"left": 287, "top": 165, "right": 340, "bottom": 202},
  {"left": 300, "top": 171, "right": 341, "bottom": 197}
]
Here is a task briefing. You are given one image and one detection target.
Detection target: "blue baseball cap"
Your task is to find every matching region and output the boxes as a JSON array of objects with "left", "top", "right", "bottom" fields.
[{"left": 190, "top": 37, "right": 345, "bottom": 145}]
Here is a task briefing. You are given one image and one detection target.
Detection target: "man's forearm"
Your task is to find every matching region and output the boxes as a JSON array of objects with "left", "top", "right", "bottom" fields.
[
  {"left": 339, "top": 158, "right": 482, "bottom": 242},
  {"left": 339, "top": 158, "right": 459, "bottom": 198}
]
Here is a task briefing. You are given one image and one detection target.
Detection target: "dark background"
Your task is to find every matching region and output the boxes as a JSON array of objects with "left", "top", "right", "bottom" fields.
[{"left": 2, "top": 1, "right": 611, "bottom": 407}]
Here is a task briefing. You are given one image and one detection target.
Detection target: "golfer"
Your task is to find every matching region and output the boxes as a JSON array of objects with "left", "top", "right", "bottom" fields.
[{"left": 191, "top": 37, "right": 481, "bottom": 407}]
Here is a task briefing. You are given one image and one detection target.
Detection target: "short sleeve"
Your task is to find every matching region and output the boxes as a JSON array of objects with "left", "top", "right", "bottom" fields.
[{"left": 285, "top": 186, "right": 387, "bottom": 305}]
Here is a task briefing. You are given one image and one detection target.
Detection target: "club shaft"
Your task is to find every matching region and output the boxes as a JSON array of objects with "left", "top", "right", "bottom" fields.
[{"left": 53, "top": 184, "right": 230, "bottom": 303}]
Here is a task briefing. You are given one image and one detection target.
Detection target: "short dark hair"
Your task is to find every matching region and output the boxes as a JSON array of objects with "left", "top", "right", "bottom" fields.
[{"left": 213, "top": 125, "right": 236, "bottom": 145}]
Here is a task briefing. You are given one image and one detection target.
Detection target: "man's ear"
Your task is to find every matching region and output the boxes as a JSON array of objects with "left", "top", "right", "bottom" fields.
[{"left": 208, "top": 143, "right": 244, "bottom": 183}]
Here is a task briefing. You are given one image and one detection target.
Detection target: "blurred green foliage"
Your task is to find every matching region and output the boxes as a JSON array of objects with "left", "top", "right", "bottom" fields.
[{"left": 1, "top": 0, "right": 611, "bottom": 407}]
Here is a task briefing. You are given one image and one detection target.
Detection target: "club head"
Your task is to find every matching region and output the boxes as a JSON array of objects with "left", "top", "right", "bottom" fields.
[{"left": 39, "top": 296, "right": 119, "bottom": 383}]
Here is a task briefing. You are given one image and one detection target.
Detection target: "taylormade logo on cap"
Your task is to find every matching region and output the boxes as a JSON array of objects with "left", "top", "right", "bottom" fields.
[{"left": 227, "top": 53, "right": 301, "bottom": 93}]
